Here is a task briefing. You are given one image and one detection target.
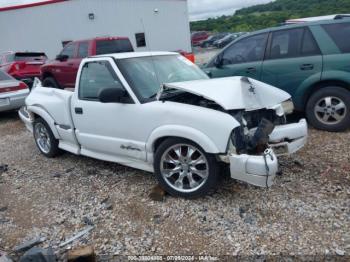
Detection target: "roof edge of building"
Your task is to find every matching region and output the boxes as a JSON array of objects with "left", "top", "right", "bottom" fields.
[{"left": 0, "top": 0, "right": 68, "bottom": 12}]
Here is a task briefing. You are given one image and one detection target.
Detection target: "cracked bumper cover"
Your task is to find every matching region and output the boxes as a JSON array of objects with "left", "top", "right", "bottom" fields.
[
  {"left": 228, "top": 119, "right": 308, "bottom": 187},
  {"left": 229, "top": 149, "right": 278, "bottom": 187}
]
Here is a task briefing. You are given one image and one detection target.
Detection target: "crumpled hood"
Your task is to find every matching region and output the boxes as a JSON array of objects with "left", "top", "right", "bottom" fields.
[{"left": 162, "top": 76, "right": 291, "bottom": 111}]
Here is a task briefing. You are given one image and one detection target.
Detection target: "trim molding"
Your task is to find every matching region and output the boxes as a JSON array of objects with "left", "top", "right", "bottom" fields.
[{"left": 0, "top": 0, "right": 68, "bottom": 12}]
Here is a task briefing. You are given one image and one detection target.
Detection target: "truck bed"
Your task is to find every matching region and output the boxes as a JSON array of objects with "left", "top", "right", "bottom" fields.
[
  {"left": 26, "top": 85, "right": 74, "bottom": 128},
  {"left": 23, "top": 85, "right": 82, "bottom": 153}
]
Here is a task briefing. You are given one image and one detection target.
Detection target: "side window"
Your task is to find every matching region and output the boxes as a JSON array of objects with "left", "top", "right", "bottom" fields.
[
  {"left": 301, "top": 28, "right": 321, "bottom": 56},
  {"left": 135, "top": 33, "right": 146, "bottom": 47},
  {"left": 78, "top": 42, "right": 89, "bottom": 58},
  {"left": 322, "top": 22, "right": 350, "bottom": 53},
  {"left": 60, "top": 42, "right": 76, "bottom": 58},
  {"left": 269, "top": 28, "right": 303, "bottom": 59},
  {"left": 79, "top": 61, "right": 125, "bottom": 100},
  {"left": 222, "top": 33, "right": 268, "bottom": 65}
]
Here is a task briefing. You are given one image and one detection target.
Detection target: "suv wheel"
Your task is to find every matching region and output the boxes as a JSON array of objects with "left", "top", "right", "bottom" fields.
[
  {"left": 154, "top": 138, "right": 220, "bottom": 198},
  {"left": 306, "top": 86, "right": 350, "bottom": 132},
  {"left": 42, "top": 77, "right": 61, "bottom": 89}
]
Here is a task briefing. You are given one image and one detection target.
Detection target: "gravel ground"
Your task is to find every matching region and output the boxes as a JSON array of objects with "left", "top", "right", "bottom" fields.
[{"left": 0, "top": 110, "right": 350, "bottom": 260}]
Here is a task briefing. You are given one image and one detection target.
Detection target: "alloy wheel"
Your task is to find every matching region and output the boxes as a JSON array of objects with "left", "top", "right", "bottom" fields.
[
  {"left": 314, "top": 96, "right": 347, "bottom": 125},
  {"left": 160, "top": 144, "right": 209, "bottom": 193},
  {"left": 34, "top": 122, "right": 51, "bottom": 154}
]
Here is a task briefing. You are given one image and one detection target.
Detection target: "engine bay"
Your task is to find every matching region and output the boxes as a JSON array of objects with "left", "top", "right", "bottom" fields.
[{"left": 162, "top": 91, "right": 286, "bottom": 155}]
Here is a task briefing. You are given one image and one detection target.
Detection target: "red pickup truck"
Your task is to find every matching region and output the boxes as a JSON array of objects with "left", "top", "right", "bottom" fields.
[{"left": 41, "top": 37, "right": 134, "bottom": 89}]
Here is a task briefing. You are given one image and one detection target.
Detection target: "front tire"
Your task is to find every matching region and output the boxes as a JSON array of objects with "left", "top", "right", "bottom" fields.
[
  {"left": 154, "top": 138, "right": 220, "bottom": 198},
  {"left": 33, "top": 118, "right": 61, "bottom": 157},
  {"left": 306, "top": 86, "right": 350, "bottom": 132},
  {"left": 42, "top": 77, "right": 61, "bottom": 89}
]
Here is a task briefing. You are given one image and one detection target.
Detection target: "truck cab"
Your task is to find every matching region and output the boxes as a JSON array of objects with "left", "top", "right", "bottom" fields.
[{"left": 41, "top": 37, "right": 134, "bottom": 89}]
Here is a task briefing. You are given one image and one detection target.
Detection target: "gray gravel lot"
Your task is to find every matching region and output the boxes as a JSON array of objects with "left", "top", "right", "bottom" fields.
[{"left": 1, "top": 110, "right": 350, "bottom": 260}]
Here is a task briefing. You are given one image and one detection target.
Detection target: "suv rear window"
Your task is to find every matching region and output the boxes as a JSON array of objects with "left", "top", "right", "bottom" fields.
[
  {"left": 96, "top": 39, "right": 134, "bottom": 55},
  {"left": 322, "top": 22, "right": 350, "bottom": 53},
  {"left": 7, "top": 52, "right": 47, "bottom": 62}
]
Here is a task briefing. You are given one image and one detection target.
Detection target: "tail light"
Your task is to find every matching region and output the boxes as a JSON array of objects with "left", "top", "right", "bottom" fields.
[
  {"left": 0, "top": 82, "right": 28, "bottom": 94},
  {"left": 7, "top": 62, "right": 26, "bottom": 75},
  {"left": 184, "top": 53, "right": 195, "bottom": 63}
]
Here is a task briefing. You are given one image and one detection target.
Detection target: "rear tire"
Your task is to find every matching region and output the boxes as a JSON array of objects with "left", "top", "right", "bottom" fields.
[
  {"left": 42, "top": 77, "right": 61, "bottom": 89},
  {"left": 306, "top": 86, "right": 350, "bottom": 132},
  {"left": 33, "top": 118, "right": 61, "bottom": 157},
  {"left": 154, "top": 138, "right": 220, "bottom": 198}
]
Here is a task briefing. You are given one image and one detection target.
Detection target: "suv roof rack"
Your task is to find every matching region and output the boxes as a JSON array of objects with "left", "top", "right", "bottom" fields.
[{"left": 285, "top": 14, "right": 350, "bottom": 24}]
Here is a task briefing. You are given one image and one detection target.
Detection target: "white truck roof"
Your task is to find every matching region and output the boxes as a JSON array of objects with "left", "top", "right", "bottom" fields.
[{"left": 94, "top": 51, "right": 177, "bottom": 59}]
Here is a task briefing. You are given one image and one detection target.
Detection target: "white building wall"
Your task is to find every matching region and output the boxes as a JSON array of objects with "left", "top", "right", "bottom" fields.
[{"left": 0, "top": 0, "right": 191, "bottom": 58}]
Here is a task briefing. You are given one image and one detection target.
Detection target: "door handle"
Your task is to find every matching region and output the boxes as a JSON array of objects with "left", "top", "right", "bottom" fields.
[
  {"left": 75, "top": 107, "right": 83, "bottom": 114},
  {"left": 68, "top": 63, "right": 74, "bottom": 66},
  {"left": 300, "top": 64, "right": 314, "bottom": 70},
  {"left": 245, "top": 67, "right": 256, "bottom": 74}
]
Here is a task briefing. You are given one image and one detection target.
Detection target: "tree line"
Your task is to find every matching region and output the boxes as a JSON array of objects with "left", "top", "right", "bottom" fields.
[{"left": 190, "top": 0, "right": 350, "bottom": 32}]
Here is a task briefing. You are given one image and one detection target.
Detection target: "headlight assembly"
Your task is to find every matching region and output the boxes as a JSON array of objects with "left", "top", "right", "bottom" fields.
[{"left": 281, "top": 99, "right": 294, "bottom": 115}]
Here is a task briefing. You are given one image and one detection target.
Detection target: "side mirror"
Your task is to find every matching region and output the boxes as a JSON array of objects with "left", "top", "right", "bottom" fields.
[
  {"left": 56, "top": 54, "right": 69, "bottom": 61},
  {"left": 98, "top": 88, "right": 127, "bottom": 103},
  {"left": 213, "top": 54, "right": 223, "bottom": 68}
]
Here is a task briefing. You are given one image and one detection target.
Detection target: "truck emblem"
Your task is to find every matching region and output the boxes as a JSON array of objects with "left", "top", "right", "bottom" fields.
[
  {"left": 248, "top": 85, "right": 256, "bottom": 94},
  {"left": 120, "top": 145, "right": 141, "bottom": 152}
]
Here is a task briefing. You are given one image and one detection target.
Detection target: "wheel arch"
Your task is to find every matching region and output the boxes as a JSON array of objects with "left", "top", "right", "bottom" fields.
[
  {"left": 302, "top": 79, "right": 350, "bottom": 110},
  {"left": 147, "top": 125, "right": 225, "bottom": 155},
  {"left": 41, "top": 71, "right": 55, "bottom": 80},
  {"left": 28, "top": 106, "right": 60, "bottom": 139}
]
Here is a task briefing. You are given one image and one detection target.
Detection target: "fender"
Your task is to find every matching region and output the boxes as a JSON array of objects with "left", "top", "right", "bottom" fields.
[
  {"left": 320, "top": 70, "right": 350, "bottom": 86},
  {"left": 146, "top": 125, "right": 228, "bottom": 155},
  {"left": 293, "top": 72, "right": 322, "bottom": 110},
  {"left": 27, "top": 105, "right": 61, "bottom": 139},
  {"left": 295, "top": 70, "right": 350, "bottom": 109}
]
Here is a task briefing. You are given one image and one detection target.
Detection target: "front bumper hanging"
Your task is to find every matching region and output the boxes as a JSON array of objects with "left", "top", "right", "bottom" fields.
[
  {"left": 229, "top": 148, "right": 278, "bottom": 187},
  {"left": 228, "top": 119, "right": 308, "bottom": 188}
]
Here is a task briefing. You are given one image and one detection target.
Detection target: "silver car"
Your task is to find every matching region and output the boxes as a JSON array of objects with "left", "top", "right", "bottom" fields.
[{"left": 0, "top": 70, "right": 29, "bottom": 112}]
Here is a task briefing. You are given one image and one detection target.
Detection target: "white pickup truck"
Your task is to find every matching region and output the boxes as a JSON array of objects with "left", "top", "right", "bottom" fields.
[{"left": 19, "top": 52, "right": 308, "bottom": 198}]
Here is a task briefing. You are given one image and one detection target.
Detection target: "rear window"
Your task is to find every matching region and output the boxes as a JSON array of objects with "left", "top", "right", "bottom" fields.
[
  {"left": 78, "top": 42, "right": 89, "bottom": 58},
  {"left": 8, "top": 52, "right": 47, "bottom": 62},
  {"left": 322, "top": 22, "right": 350, "bottom": 53},
  {"left": 0, "top": 70, "right": 13, "bottom": 81},
  {"left": 96, "top": 39, "right": 134, "bottom": 55}
]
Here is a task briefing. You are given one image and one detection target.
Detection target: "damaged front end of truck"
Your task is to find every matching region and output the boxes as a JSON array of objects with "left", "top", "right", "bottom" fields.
[{"left": 158, "top": 76, "right": 308, "bottom": 187}]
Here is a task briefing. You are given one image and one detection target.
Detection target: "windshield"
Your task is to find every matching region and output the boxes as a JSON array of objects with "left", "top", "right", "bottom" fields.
[{"left": 117, "top": 55, "right": 209, "bottom": 102}]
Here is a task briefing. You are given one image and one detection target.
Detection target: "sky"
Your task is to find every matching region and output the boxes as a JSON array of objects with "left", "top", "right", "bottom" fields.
[{"left": 0, "top": 0, "right": 274, "bottom": 21}]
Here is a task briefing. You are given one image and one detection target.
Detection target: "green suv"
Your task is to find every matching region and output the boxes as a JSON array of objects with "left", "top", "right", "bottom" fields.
[{"left": 204, "top": 19, "right": 350, "bottom": 132}]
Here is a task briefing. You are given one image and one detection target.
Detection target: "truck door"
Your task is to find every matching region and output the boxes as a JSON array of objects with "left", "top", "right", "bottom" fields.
[
  {"left": 55, "top": 42, "right": 80, "bottom": 88},
  {"left": 204, "top": 33, "right": 268, "bottom": 80},
  {"left": 71, "top": 58, "right": 146, "bottom": 161}
]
